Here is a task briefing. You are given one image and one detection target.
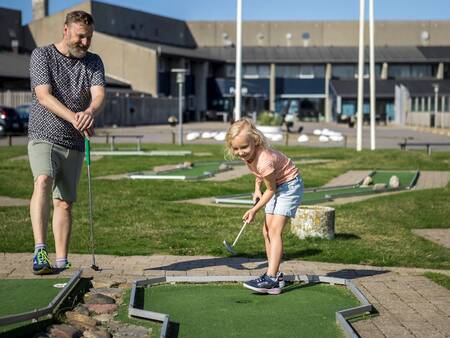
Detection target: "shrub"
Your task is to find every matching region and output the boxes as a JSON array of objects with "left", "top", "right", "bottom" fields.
[{"left": 257, "top": 111, "right": 283, "bottom": 126}]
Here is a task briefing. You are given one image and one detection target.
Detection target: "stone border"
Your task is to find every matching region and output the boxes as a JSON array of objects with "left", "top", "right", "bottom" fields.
[
  {"left": 128, "top": 274, "right": 374, "bottom": 338},
  {"left": 0, "top": 270, "right": 82, "bottom": 326}
]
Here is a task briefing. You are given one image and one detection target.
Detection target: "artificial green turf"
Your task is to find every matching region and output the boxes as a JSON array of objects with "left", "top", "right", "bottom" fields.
[
  {"left": 141, "top": 283, "right": 360, "bottom": 338},
  {"left": 0, "top": 278, "right": 69, "bottom": 317}
]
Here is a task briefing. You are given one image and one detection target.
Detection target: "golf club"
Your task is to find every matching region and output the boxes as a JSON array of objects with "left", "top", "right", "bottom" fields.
[
  {"left": 223, "top": 197, "right": 260, "bottom": 255},
  {"left": 85, "top": 137, "right": 100, "bottom": 271}
]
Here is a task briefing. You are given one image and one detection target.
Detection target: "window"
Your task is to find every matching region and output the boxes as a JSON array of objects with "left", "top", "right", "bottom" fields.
[
  {"left": 276, "top": 64, "right": 324, "bottom": 78},
  {"left": 332, "top": 65, "right": 356, "bottom": 79},
  {"left": 243, "top": 64, "right": 270, "bottom": 79},
  {"left": 225, "top": 64, "right": 235, "bottom": 78},
  {"left": 389, "top": 64, "right": 433, "bottom": 79}
]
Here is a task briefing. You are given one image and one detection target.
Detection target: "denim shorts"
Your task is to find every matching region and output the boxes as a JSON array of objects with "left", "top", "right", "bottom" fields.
[{"left": 265, "top": 176, "right": 304, "bottom": 218}]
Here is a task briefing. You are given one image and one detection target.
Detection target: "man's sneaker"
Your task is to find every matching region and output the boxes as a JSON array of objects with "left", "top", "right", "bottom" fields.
[
  {"left": 243, "top": 273, "right": 281, "bottom": 295},
  {"left": 277, "top": 272, "right": 285, "bottom": 288},
  {"left": 32, "top": 249, "right": 53, "bottom": 275},
  {"left": 53, "top": 261, "right": 72, "bottom": 273}
]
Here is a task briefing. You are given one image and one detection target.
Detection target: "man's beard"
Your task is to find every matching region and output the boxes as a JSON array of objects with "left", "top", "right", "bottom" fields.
[{"left": 68, "top": 43, "right": 88, "bottom": 58}]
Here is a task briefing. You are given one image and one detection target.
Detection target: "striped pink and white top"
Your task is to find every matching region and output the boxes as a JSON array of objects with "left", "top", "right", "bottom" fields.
[{"left": 245, "top": 146, "right": 299, "bottom": 185}]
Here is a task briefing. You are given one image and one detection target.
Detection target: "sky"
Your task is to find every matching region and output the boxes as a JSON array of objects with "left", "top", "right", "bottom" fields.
[{"left": 1, "top": 0, "right": 450, "bottom": 24}]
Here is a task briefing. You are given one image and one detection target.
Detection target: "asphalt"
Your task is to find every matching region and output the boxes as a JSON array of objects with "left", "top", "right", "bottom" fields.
[{"left": 1, "top": 121, "right": 450, "bottom": 150}]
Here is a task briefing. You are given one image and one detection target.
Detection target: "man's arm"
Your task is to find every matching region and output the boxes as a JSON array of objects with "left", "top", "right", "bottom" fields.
[
  {"left": 34, "top": 84, "right": 78, "bottom": 127},
  {"left": 76, "top": 85, "right": 106, "bottom": 132}
]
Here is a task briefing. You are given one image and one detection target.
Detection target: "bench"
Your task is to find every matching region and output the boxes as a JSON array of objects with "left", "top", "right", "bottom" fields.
[
  {"left": 108, "top": 134, "right": 144, "bottom": 151},
  {"left": 399, "top": 142, "right": 450, "bottom": 155}
]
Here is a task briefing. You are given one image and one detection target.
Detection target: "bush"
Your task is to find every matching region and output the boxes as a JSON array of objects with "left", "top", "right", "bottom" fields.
[{"left": 257, "top": 111, "right": 283, "bottom": 126}]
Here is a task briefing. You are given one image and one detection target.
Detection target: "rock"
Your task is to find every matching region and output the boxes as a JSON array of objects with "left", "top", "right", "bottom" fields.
[
  {"left": 218, "top": 163, "right": 230, "bottom": 170},
  {"left": 389, "top": 175, "right": 400, "bottom": 188},
  {"left": 65, "top": 311, "right": 98, "bottom": 330},
  {"left": 372, "top": 183, "right": 387, "bottom": 191},
  {"left": 84, "top": 293, "right": 116, "bottom": 305},
  {"left": 290, "top": 205, "right": 335, "bottom": 240},
  {"left": 91, "top": 280, "right": 116, "bottom": 289},
  {"left": 32, "top": 333, "right": 50, "bottom": 338},
  {"left": 183, "top": 161, "right": 193, "bottom": 168},
  {"left": 82, "top": 328, "right": 112, "bottom": 338},
  {"left": 91, "top": 288, "right": 124, "bottom": 302},
  {"left": 73, "top": 305, "right": 90, "bottom": 316},
  {"left": 48, "top": 324, "right": 82, "bottom": 338},
  {"left": 361, "top": 176, "right": 373, "bottom": 187},
  {"left": 85, "top": 303, "right": 118, "bottom": 314},
  {"left": 109, "top": 321, "right": 152, "bottom": 338},
  {"left": 92, "top": 313, "right": 116, "bottom": 323}
]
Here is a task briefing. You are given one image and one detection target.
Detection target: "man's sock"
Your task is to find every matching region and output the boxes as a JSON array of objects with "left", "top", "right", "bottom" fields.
[
  {"left": 55, "top": 258, "right": 68, "bottom": 268},
  {"left": 34, "top": 243, "right": 47, "bottom": 256}
]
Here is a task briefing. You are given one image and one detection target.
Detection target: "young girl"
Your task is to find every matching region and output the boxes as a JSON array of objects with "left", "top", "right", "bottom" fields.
[{"left": 225, "top": 118, "right": 303, "bottom": 295}]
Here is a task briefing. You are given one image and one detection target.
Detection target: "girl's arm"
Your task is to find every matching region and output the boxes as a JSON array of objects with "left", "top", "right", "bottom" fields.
[
  {"left": 253, "top": 178, "right": 263, "bottom": 203},
  {"left": 243, "top": 173, "right": 277, "bottom": 223}
]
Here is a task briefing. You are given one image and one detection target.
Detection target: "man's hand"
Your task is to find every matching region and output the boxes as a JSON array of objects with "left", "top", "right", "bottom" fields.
[{"left": 75, "top": 111, "right": 94, "bottom": 132}]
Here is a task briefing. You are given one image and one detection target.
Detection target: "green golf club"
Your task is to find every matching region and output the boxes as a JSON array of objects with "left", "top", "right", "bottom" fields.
[{"left": 85, "top": 137, "right": 100, "bottom": 271}]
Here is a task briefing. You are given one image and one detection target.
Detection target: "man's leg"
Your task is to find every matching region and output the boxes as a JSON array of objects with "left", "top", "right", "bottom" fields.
[
  {"left": 30, "top": 175, "right": 54, "bottom": 274},
  {"left": 30, "top": 175, "right": 53, "bottom": 247},
  {"left": 52, "top": 199, "right": 72, "bottom": 265}
]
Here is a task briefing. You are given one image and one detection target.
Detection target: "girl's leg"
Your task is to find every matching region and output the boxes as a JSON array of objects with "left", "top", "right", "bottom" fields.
[
  {"left": 262, "top": 216, "right": 271, "bottom": 263},
  {"left": 265, "top": 214, "right": 288, "bottom": 277}
]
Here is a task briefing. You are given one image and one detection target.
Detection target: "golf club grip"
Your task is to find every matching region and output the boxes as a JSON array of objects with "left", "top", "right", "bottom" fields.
[
  {"left": 85, "top": 138, "right": 91, "bottom": 166},
  {"left": 254, "top": 197, "right": 260, "bottom": 206}
]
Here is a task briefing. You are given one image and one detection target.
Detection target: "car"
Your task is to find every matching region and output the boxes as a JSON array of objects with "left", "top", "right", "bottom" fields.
[
  {"left": 15, "top": 104, "right": 31, "bottom": 131},
  {"left": 0, "top": 106, "right": 23, "bottom": 136}
]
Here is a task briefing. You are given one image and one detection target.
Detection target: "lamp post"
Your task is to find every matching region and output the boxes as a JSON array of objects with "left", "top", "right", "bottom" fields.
[
  {"left": 234, "top": 0, "right": 243, "bottom": 121},
  {"left": 356, "top": 0, "right": 365, "bottom": 151},
  {"left": 433, "top": 83, "right": 439, "bottom": 128},
  {"left": 171, "top": 68, "right": 188, "bottom": 145}
]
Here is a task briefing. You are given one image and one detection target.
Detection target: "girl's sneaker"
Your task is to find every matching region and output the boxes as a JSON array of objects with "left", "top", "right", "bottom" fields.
[
  {"left": 277, "top": 272, "right": 285, "bottom": 288},
  {"left": 243, "top": 273, "right": 281, "bottom": 295},
  {"left": 32, "top": 248, "right": 53, "bottom": 275}
]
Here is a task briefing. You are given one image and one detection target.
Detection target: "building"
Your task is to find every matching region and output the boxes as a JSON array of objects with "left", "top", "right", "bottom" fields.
[{"left": 2, "top": 0, "right": 450, "bottom": 126}]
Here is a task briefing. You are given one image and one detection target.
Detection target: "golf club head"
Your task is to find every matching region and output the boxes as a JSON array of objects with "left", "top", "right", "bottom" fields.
[
  {"left": 223, "top": 240, "right": 236, "bottom": 255},
  {"left": 91, "top": 264, "right": 101, "bottom": 271}
]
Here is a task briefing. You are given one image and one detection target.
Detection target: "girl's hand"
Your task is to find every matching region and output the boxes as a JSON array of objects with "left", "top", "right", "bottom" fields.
[
  {"left": 253, "top": 191, "right": 262, "bottom": 204},
  {"left": 243, "top": 208, "right": 256, "bottom": 224}
]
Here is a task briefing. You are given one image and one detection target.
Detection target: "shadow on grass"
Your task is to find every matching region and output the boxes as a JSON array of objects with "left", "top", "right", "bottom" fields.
[{"left": 334, "top": 233, "right": 361, "bottom": 240}]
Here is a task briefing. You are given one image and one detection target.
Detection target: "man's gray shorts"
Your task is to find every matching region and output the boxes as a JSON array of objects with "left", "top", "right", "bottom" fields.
[{"left": 28, "top": 140, "right": 84, "bottom": 202}]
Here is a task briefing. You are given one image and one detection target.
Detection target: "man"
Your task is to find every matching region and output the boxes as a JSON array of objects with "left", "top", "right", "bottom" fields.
[{"left": 28, "top": 11, "right": 105, "bottom": 274}]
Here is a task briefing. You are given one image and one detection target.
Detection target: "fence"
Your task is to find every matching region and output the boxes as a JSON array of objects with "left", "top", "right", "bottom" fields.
[
  {"left": 95, "top": 93, "right": 178, "bottom": 127},
  {"left": 406, "top": 112, "right": 450, "bottom": 128},
  {"left": 0, "top": 90, "right": 179, "bottom": 126},
  {"left": 0, "top": 91, "right": 32, "bottom": 107}
]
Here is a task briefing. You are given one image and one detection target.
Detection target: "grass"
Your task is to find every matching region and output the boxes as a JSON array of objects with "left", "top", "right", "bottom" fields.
[
  {"left": 0, "top": 144, "right": 449, "bottom": 269},
  {"left": 140, "top": 282, "right": 359, "bottom": 338},
  {"left": 423, "top": 272, "right": 450, "bottom": 290}
]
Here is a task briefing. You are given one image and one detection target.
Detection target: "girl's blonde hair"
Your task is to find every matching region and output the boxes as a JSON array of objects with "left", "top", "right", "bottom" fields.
[{"left": 225, "top": 118, "right": 268, "bottom": 159}]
